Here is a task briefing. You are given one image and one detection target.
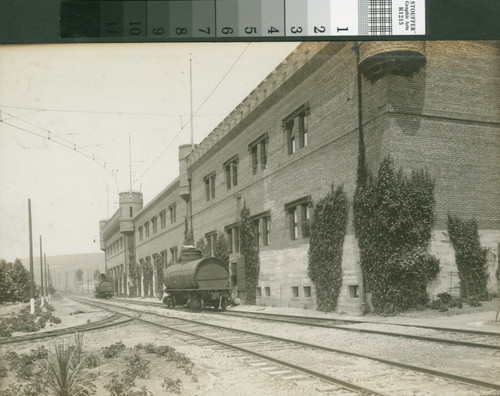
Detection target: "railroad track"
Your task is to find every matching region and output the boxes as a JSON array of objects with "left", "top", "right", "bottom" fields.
[
  {"left": 71, "top": 295, "right": 500, "bottom": 395},
  {"left": 0, "top": 303, "right": 135, "bottom": 346},
  {"left": 109, "top": 296, "right": 500, "bottom": 350}
]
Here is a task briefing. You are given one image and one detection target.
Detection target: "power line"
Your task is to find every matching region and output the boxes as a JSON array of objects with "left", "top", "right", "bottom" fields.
[
  {"left": 0, "top": 104, "right": 226, "bottom": 118},
  {"left": 131, "top": 44, "right": 252, "bottom": 187},
  {"left": 0, "top": 119, "right": 115, "bottom": 176}
]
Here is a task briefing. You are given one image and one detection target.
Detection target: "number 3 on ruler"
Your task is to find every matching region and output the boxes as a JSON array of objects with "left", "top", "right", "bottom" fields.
[{"left": 290, "top": 26, "right": 302, "bottom": 34}]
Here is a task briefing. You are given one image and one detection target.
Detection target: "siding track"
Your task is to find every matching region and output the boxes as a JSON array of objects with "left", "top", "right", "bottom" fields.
[{"left": 70, "top": 295, "right": 500, "bottom": 395}]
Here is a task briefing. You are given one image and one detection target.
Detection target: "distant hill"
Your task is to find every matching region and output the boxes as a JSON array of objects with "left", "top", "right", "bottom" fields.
[{"left": 19, "top": 252, "right": 105, "bottom": 287}]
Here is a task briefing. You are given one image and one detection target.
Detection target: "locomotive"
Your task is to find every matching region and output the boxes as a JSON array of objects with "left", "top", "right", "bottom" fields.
[
  {"left": 162, "top": 247, "right": 230, "bottom": 311},
  {"left": 94, "top": 274, "right": 114, "bottom": 299}
]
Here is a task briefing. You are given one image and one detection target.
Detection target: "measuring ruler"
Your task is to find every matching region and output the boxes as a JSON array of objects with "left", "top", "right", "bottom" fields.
[{"left": 60, "top": 0, "right": 426, "bottom": 39}]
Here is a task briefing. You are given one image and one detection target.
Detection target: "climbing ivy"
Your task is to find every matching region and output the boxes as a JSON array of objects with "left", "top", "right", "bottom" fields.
[
  {"left": 447, "top": 215, "right": 489, "bottom": 299},
  {"left": 195, "top": 237, "right": 209, "bottom": 257},
  {"left": 215, "top": 231, "right": 230, "bottom": 269},
  {"left": 307, "top": 185, "right": 349, "bottom": 312},
  {"left": 354, "top": 156, "right": 440, "bottom": 314},
  {"left": 240, "top": 203, "right": 260, "bottom": 305}
]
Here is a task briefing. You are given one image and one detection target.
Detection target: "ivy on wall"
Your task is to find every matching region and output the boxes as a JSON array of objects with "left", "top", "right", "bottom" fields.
[
  {"left": 307, "top": 185, "right": 349, "bottom": 312},
  {"left": 354, "top": 156, "right": 440, "bottom": 314},
  {"left": 195, "top": 237, "right": 209, "bottom": 257},
  {"left": 215, "top": 231, "right": 230, "bottom": 269},
  {"left": 447, "top": 215, "right": 489, "bottom": 299},
  {"left": 240, "top": 203, "right": 260, "bottom": 305}
]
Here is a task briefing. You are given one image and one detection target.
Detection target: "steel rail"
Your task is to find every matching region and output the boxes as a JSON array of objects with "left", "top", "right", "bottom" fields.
[
  {"left": 109, "top": 297, "right": 500, "bottom": 350},
  {"left": 68, "top": 295, "right": 385, "bottom": 396},
  {"left": 72, "top": 295, "right": 500, "bottom": 392},
  {"left": 0, "top": 304, "right": 135, "bottom": 346}
]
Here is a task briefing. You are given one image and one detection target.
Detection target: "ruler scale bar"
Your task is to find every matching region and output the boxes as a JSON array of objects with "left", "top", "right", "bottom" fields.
[{"left": 60, "top": 0, "right": 426, "bottom": 39}]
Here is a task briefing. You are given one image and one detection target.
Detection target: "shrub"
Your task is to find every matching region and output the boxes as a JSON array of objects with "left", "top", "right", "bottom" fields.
[
  {"left": 124, "top": 353, "right": 151, "bottom": 380},
  {"left": 162, "top": 378, "right": 182, "bottom": 394},
  {"left": 354, "top": 156, "right": 439, "bottom": 314},
  {"left": 308, "top": 185, "right": 349, "bottom": 312},
  {"left": 102, "top": 341, "right": 126, "bottom": 358},
  {"left": 240, "top": 204, "right": 260, "bottom": 305},
  {"left": 447, "top": 215, "right": 489, "bottom": 300}
]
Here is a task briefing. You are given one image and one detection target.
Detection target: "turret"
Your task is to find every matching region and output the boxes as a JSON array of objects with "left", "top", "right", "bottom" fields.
[
  {"left": 358, "top": 41, "right": 426, "bottom": 82},
  {"left": 178, "top": 144, "right": 194, "bottom": 201},
  {"left": 118, "top": 191, "right": 143, "bottom": 234}
]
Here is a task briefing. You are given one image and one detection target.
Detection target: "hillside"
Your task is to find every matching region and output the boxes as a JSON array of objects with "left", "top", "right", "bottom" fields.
[{"left": 18, "top": 252, "right": 105, "bottom": 288}]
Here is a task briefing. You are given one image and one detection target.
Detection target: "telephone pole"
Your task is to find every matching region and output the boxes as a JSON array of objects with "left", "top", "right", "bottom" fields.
[
  {"left": 28, "top": 199, "right": 35, "bottom": 314},
  {"left": 44, "top": 254, "right": 50, "bottom": 300},
  {"left": 40, "top": 235, "right": 44, "bottom": 305}
]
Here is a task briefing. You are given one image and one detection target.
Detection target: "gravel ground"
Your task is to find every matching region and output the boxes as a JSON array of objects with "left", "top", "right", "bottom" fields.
[{"left": 1, "top": 294, "right": 499, "bottom": 395}]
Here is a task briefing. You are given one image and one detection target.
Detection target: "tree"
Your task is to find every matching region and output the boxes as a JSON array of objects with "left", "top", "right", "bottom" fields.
[
  {"left": 76, "top": 268, "right": 84, "bottom": 292},
  {"left": 0, "top": 258, "right": 34, "bottom": 303}
]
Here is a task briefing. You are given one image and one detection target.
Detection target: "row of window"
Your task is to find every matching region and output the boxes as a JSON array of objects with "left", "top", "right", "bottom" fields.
[
  {"left": 106, "top": 236, "right": 123, "bottom": 258},
  {"left": 255, "top": 286, "right": 312, "bottom": 298},
  {"left": 255, "top": 285, "right": 359, "bottom": 299},
  {"left": 201, "top": 196, "right": 312, "bottom": 256},
  {"left": 137, "top": 204, "right": 177, "bottom": 242},
  {"left": 203, "top": 103, "right": 310, "bottom": 202}
]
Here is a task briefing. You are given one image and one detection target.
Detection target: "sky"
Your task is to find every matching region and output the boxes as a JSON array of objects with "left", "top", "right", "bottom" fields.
[{"left": 0, "top": 42, "right": 299, "bottom": 262}]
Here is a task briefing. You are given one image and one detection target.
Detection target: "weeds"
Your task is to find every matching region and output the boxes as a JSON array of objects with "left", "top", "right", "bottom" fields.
[
  {"left": 162, "top": 377, "right": 182, "bottom": 394},
  {"left": 102, "top": 341, "right": 126, "bottom": 358},
  {"left": 0, "top": 302, "right": 61, "bottom": 336},
  {"left": 124, "top": 353, "right": 151, "bottom": 380}
]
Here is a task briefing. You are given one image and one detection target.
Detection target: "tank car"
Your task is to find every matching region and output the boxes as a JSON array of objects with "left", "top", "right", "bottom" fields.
[
  {"left": 162, "top": 247, "right": 230, "bottom": 311},
  {"left": 94, "top": 274, "right": 114, "bottom": 298}
]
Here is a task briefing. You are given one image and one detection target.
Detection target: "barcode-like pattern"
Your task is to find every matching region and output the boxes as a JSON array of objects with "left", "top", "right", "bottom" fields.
[{"left": 368, "top": 0, "right": 392, "bottom": 35}]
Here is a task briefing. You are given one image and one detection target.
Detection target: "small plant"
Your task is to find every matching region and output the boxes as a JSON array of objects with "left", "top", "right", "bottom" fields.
[
  {"left": 45, "top": 339, "right": 96, "bottom": 396},
  {"left": 124, "top": 353, "right": 151, "bottom": 380},
  {"left": 82, "top": 353, "right": 100, "bottom": 369},
  {"left": 102, "top": 341, "right": 126, "bottom": 358},
  {"left": 162, "top": 378, "right": 182, "bottom": 394},
  {"left": 104, "top": 374, "right": 131, "bottom": 396},
  {"left": 466, "top": 296, "right": 482, "bottom": 307}
]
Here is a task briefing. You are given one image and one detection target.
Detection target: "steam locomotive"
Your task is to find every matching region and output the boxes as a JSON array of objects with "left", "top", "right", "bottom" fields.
[
  {"left": 162, "top": 247, "right": 230, "bottom": 311},
  {"left": 94, "top": 274, "right": 114, "bottom": 299}
]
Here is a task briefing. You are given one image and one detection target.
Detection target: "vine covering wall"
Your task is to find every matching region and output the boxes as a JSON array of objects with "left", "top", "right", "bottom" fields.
[
  {"left": 354, "top": 156, "right": 440, "bottom": 314},
  {"left": 447, "top": 215, "right": 489, "bottom": 299},
  {"left": 307, "top": 185, "right": 349, "bottom": 312},
  {"left": 240, "top": 204, "right": 260, "bottom": 304}
]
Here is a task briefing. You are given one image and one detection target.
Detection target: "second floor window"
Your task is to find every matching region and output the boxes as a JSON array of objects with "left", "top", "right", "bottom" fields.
[
  {"left": 205, "top": 231, "right": 217, "bottom": 256},
  {"left": 223, "top": 155, "right": 239, "bottom": 190},
  {"left": 170, "top": 246, "right": 178, "bottom": 265},
  {"left": 251, "top": 211, "right": 271, "bottom": 247},
  {"left": 283, "top": 103, "right": 309, "bottom": 155},
  {"left": 204, "top": 172, "right": 216, "bottom": 201},
  {"left": 144, "top": 222, "right": 150, "bottom": 238},
  {"left": 285, "top": 196, "right": 312, "bottom": 240},
  {"left": 138, "top": 226, "right": 143, "bottom": 241},
  {"left": 169, "top": 203, "right": 177, "bottom": 224},
  {"left": 248, "top": 133, "right": 268, "bottom": 174},
  {"left": 152, "top": 217, "right": 157, "bottom": 234},
  {"left": 160, "top": 210, "right": 166, "bottom": 229},
  {"left": 225, "top": 225, "right": 240, "bottom": 254}
]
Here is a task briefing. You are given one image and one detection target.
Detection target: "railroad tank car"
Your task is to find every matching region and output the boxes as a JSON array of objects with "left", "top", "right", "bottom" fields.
[
  {"left": 162, "top": 247, "right": 230, "bottom": 311},
  {"left": 94, "top": 274, "right": 114, "bottom": 299}
]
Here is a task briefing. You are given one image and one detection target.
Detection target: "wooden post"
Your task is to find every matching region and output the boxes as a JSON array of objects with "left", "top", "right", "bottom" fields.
[
  {"left": 40, "top": 235, "right": 44, "bottom": 305},
  {"left": 28, "top": 199, "right": 35, "bottom": 314}
]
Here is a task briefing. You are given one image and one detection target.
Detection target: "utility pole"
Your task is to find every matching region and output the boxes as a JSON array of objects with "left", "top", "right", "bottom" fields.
[
  {"left": 44, "top": 254, "right": 49, "bottom": 300},
  {"left": 28, "top": 199, "right": 35, "bottom": 314},
  {"left": 189, "top": 54, "right": 194, "bottom": 148},
  {"left": 40, "top": 235, "right": 44, "bottom": 305}
]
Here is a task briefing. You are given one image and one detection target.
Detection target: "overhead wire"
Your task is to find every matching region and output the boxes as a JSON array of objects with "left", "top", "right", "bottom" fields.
[{"left": 131, "top": 43, "right": 252, "bottom": 188}]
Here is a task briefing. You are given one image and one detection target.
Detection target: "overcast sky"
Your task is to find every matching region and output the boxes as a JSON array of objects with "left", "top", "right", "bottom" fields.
[{"left": 0, "top": 42, "right": 299, "bottom": 261}]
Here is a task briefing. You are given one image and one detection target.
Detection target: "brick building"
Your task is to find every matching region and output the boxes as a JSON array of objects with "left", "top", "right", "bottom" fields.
[{"left": 99, "top": 41, "right": 500, "bottom": 313}]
